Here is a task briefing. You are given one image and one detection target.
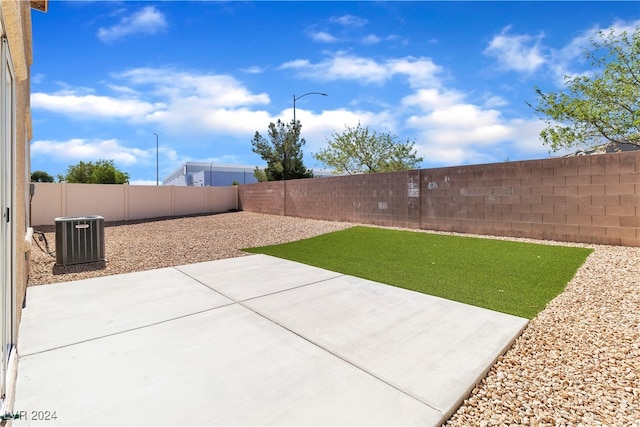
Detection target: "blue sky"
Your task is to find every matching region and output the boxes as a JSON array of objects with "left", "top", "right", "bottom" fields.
[{"left": 30, "top": 1, "right": 640, "bottom": 185}]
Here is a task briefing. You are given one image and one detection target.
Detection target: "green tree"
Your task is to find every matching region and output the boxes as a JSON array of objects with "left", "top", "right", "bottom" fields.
[
  {"left": 252, "top": 167, "right": 268, "bottom": 183},
  {"left": 58, "top": 159, "right": 129, "bottom": 184},
  {"left": 314, "top": 122, "right": 423, "bottom": 175},
  {"left": 529, "top": 29, "right": 640, "bottom": 151},
  {"left": 251, "top": 119, "right": 313, "bottom": 181},
  {"left": 31, "top": 170, "right": 55, "bottom": 182}
]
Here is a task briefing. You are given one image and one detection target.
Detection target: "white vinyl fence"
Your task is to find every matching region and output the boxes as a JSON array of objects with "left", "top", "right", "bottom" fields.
[{"left": 31, "top": 183, "right": 238, "bottom": 226}]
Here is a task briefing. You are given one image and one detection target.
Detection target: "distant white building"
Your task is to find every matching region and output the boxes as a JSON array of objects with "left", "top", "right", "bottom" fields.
[
  {"left": 163, "top": 161, "right": 336, "bottom": 186},
  {"left": 163, "top": 162, "right": 260, "bottom": 186}
]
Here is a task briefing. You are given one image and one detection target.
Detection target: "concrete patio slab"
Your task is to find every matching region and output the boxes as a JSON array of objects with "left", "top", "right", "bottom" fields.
[
  {"left": 243, "top": 274, "right": 529, "bottom": 415},
  {"left": 175, "top": 255, "right": 343, "bottom": 301},
  {"left": 15, "top": 304, "right": 442, "bottom": 426},
  {"left": 19, "top": 267, "right": 233, "bottom": 355},
  {"left": 14, "top": 254, "right": 528, "bottom": 426}
]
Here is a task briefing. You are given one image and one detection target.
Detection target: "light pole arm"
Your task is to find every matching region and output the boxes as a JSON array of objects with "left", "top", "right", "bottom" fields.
[
  {"left": 294, "top": 92, "right": 328, "bottom": 102},
  {"left": 293, "top": 92, "right": 327, "bottom": 126}
]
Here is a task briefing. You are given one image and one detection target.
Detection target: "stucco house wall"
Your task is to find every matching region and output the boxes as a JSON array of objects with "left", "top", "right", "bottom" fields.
[
  {"left": 0, "top": 0, "right": 45, "bottom": 413},
  {"left": 2, "top": 0, "right": 37, "bottom": 333}
]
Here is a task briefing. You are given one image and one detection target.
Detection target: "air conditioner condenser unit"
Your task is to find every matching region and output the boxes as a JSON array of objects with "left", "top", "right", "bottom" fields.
[{"left": 55, "top": 215, "right": 105, "bottom": 266}]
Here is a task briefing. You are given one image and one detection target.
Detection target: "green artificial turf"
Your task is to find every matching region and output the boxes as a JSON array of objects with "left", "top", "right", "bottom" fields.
[{"left": 245, "top": 226, "right": 593, "bottom": 319}]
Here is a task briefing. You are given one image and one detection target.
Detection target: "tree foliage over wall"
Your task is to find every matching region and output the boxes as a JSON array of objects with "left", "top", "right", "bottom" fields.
[
  {"left": 530, "top": 29, "right": 639, "bottom": 151},
  {"left": 251, "top": 119, "right": 313, "bottom": 181},
  {"left": 31, "top": 170, "right": 55, "bottom": 182},
  {"left": 314, "top": 123, "right": 423, "bottom": 175},
  {"left": 58, "top": 159, "right": 129, "bottom": 184}
]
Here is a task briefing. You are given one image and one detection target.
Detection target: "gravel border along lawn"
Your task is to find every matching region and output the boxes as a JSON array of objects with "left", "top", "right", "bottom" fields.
[{"left": 29, "top": 211, "right": 639, "bottom": 426}]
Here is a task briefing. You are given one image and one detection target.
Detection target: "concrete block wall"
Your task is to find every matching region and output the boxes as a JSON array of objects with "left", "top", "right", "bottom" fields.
[
  {"left": 420, "top": 152, "right": 640, "bottom": 246},
  {"left": 237, "top": 181, "right": 284, "bottom": 216},
  {"left": 238, "top": 151, "right": 640, "bottom": 246},
  {"left": 284, "top": 170, "right": 419, "bottom": 228}
]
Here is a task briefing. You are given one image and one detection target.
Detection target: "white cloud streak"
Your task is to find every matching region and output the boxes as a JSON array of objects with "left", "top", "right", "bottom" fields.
[
  {"left": 31, "top": 68, "right": 272, "bottom": 139},
  {"left": 31, "top": 44, "right": 555, "bottom": 169},
  {"left": 280, "top": 52, "right": 442, "bottom": 88},
  {"left": 330, "top": 15, "right": 367, "bottom": 27},
  {"left": 361, "top": 34, "right": 381, "bottom": 45},
  {"left": 484, "top": 18, "right": 640, "bottom": 84},
  {"left": 31, "top": 92, "right": 163, "bottom": 118},
  {"left": 97, "top": 6, "right": 168, "bottom": 43},
  {"left": 484, "top": 26, "right": 546, "bottom": 74},
  {"left": 548, "top": 18, "right": 640, "bottom": 84},
  {"left": 403, "top": 88, "right": 548, "bottom": 165},
  {"left": 115, "top": 68, "right": 270, "bottom": 108},
  {"left": 309, "top": 31, "right": 340, "bottom": 43},
  {"left": 31, "top": 138, "right": 150, "bottom": 166}
]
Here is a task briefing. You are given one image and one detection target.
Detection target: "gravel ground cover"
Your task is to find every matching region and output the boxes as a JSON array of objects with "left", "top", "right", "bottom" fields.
[
  {"left": 445, "top": 243, "right": 640, "bottom": 427},
  {"left": 29, "top": 211, "right": 354, "bottom": 286},
  {"left": 29, "top": 211, "right": 639, "bottom": 425}
]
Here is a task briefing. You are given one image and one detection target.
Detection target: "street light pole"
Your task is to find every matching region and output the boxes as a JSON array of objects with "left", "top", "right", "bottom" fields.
[
  {"left": 154, "top": 132, "right": 159, "bottom": 186},
  {"left": 289, "top": 92, "right": 327, "bottom": 180},
  {"left": 293, "top": 92, "right": 327, "bottom": 127},
  {"left": 284, "top": 92, "right": 327, "bottom": 216}
]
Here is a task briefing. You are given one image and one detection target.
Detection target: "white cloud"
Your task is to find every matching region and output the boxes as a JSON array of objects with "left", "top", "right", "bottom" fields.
[
  {"left": 484, "top": 26, "right": 546, "bottom": 74},
  {"left": 506, "top": 118, "right": 552, "bottom": 156},
  {"left": 31, "top": 51, "right": 554, "bottom": 172},
  {"left": 402, "top": 88, "right": 464, "bottom": 110},
  {"left": 115, "top": 68, "right": 270, "bottom": 108},
  {"left": 31, "top": 92, "right": 162, "bottom": 118},
  {"left": 309, "top": 31, "right": 340, "bottom": 43},
  {"left": 32, "top": 68, "right": 272, "bottom": 139},
  {"left": 241, "top": 65, "right": 267, "bottom": 74},
  {"left": 158, "top": 106, "right": 273, "bottom": 136},
  {"left": 486, "top": 19, "right": 640, "bottom": 84},
  {"left": 305, "top": 54, "right": 387, "bottom": 83},
  {"left": 548, "top": 19, "right": 640, "bottom": 84},
  {"left": 483, "top": 95, "right": 508, "bottom": 108},
  {"left": 51, "top": 82, "right": 95, "bottom": 96},
  {"left": 29, "top": 139, "right": 194, "bottom": 184},
  {"left": 362, "top": 34, "right": 398, "bottom": 45},
  {"left": 97, "top": 6, "right": 168, "bottom": 43},
  {"left": 280, "top": 52, "right": 442, "bottom": 87},
  {"left": 279, "top": 59, "right": 309, "bottom": 69},
  {"left": 361, "top": 34, "right": 381, "bottom": 45},
  {"left": 412, "top": 117, "right": 548, "bottom": 167},
  {"left": 408, "top": 105, "right": 511, "bottom": 146},
  {"left": 32, "top": 73, "right": 46, "bottom": 84},
  {"left": 330, "top": 15, "right": 367, "bottom": 27},
  {"left": 387, "top": 57, "right": 442, "bottom": 88},
  {"left": 31, "top": 138, "right": 150, "bottom": 166},
  {"left": 403, "top": 87, "right": 548, "bottom": 165},
  {"left": 103, "top": 84, "right": 141, "bottom": 96},
  {"left": 112, "top": 68, "right": 272, "bottom": 136},
  {"left": 547, "top": 26, "right": 604, "bottom": 84}
]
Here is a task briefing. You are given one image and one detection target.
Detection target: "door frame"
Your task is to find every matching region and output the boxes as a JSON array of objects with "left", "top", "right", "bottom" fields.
[{"left": 0, "top": 35, "right": 16, "bottom": 404}]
